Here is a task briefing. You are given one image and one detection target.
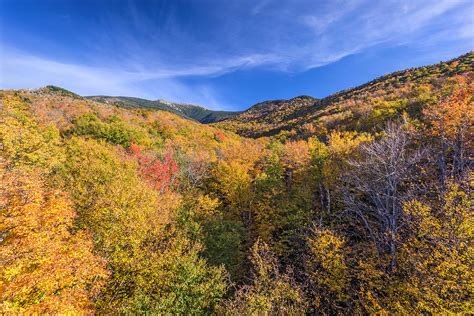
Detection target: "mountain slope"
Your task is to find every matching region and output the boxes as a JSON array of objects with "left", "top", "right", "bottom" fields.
[
  {"left": 2, "top": 52, "right": 472, "bottom": 315},
  {"left": 217, "top": 52, "right": 474, "bottom": 138},
  {"left": 87, "top": 95, "right": 240, "bottom": 123}
]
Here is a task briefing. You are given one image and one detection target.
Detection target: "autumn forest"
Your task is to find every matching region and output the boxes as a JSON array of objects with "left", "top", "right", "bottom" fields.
[{"left": 1, "top": 52, "right": 473, "bottom": 314}]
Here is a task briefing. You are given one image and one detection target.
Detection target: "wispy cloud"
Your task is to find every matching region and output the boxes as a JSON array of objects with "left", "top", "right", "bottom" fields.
[
  {"left": 301, "top": 0, "right": 362, "bottom": 35},
  {"left": 251, "top": 0, "right": 272, "bottom": 15},
  {"left": 0, "top": 48, "right": 240, "bottom": 110},
  {"left": 1, "top": 0, "right": 472, "bottom": 108},
  {"left": 269, "top": 0, "right": 473, "bottom": 71}
]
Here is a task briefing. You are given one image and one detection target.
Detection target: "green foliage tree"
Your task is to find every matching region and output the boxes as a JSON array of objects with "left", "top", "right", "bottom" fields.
[
  {"left": 71, "top": 113, "right": 149, "bottom": 147},
  {"left": 220, "top": 240, "right": 307, "bottom": 315}
]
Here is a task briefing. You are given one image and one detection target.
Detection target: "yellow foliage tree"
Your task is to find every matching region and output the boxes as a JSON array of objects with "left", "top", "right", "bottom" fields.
[
  {"left": 0, "top": 94, "right": 64, "bottom": 170},
  {"left": 306, "top": 227, "right": 350, "bottom": 313},
  {"left": 392, "top": 184, "right": 473, "bottom": 314},
  {"left": 0, "top": 165, "right": 108, "bottom": 313}
]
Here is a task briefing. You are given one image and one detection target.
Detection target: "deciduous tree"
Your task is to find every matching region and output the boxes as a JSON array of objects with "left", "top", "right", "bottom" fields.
[{"left": 0, "top": 166, "right": 108, "bottom": 314}]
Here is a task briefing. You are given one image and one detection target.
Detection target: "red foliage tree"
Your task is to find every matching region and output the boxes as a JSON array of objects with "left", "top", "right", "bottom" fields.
[
  {"left": 130, "top": 144, "right": 179, "bottom": 193},
  {"left": 214, "top": 130, "right": 226, "bottom": 142}
]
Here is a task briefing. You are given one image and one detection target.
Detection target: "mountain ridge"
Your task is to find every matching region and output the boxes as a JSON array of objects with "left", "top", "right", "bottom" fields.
[
  {"left": 86, "top": 95, "right": 240, "bottom": 123},
  {"left": 28, "top": 51, "right": 473, "bottom": 133},
  {"left": 216, "top": 51, "right": 474, "bottom": 138}
]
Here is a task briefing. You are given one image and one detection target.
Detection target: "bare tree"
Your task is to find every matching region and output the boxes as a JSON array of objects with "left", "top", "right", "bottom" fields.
[{"left": 342, "top": 123, "right": 425, "bottom": 271}]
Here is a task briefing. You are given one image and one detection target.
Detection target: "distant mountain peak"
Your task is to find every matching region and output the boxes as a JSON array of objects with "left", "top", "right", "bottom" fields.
[
  {"left": 87, "top": 95, "right": 240, "bottom": 123},
  {"left": 35, "top": 85, "right": 82, "bottom": 98}
]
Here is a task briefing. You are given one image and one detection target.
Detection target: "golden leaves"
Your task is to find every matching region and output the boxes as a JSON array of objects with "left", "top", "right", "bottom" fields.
[{"left": 0, "top": 165, "right": 108, "bottom": 314}]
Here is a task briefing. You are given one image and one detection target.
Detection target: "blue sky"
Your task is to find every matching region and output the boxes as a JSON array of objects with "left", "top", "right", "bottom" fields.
[{"left": 1, "top": 0, "right": 473, "bottom": 110}]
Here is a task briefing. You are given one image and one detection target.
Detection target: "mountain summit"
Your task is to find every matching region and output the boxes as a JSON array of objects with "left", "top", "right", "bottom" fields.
[{"left": 86, "top": 95, "right": 240, "bottom": 123}]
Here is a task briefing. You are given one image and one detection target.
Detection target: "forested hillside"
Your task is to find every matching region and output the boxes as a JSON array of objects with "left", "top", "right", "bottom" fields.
[
  {"left": 87, "top": 95, "right": 240, "bottom": 123},
  {"left": 217, "top": 52, "right": 474, "bottom": 139},
  {"left": 1, "top": 53, "right": 472, "bottom": 314}
]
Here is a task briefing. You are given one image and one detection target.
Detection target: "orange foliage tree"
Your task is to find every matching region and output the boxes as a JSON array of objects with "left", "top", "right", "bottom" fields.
[
  {"left": 423, "top": 75, "right": 473, "bottom": 184},
  {"left": 0, "top": 165, "right": 109, "bottom": 314}
]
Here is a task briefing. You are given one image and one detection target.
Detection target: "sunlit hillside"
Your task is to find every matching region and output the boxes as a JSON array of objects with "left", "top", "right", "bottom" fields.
[
  {"left": 217, "top": 52, "right": 473, "bottom": 139},
  {"left": 1, "top": 50, "right": 472, "bottom": 314},
  {"left": 87, "top": 94, "right": 240, "bottom": 123}
]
